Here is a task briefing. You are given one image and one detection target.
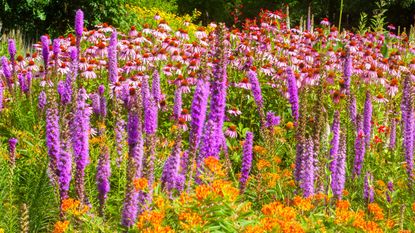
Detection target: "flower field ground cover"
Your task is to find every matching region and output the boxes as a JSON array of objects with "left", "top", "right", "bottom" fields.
[{"left": 1, "top": 6, "right": 415, "bottom": 233}]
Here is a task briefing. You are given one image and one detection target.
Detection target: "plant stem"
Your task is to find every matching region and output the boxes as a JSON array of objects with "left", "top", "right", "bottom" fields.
[{"left": 339, "top": 0, "right": 344, "bottom": 31}]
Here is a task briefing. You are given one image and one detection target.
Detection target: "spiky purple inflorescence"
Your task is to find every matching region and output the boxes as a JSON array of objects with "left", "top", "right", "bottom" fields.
[
  {"left": 53, "top": 39, "right": 60, "bottom": 56},
  {"left": 108, "top": 30, "right": 118, "bottom": 84},
  {"left": 331, "top": 132, "right": 346, "bottom": 199},
  {"left": 38, "top": 91, "right": 47, "bottom": 110},
  {"left": 40, "top": 35, "right": 49, "bottom": 73},
  {"left": 46, "top": 103, "right": 61, "bottom": 178},
  {"left": 0, "top": 83, "right": 3, "bottom": 110},
  {"left": 90, "top": 93, "right": 101, "bottom": 116},
  {"left": 121, "top": 104, "right": 144, "bottom": 227},
  {"left": 72, "top": 88, "right": 91, "bottom": 204},
  {"left": 402, "top": 75, "right": 414, "bottom": 180},
  {"left": 265, "top": 111, "right": 280, "bottom": 129},
  {"left": 75, "top": 9, "right": 84, "bottom": 38},
  {"left": 353, "top": 115, "right": 365, "bottom": 178},
  {"left": 161, "top": 138, "right": 182, "bottom": 193},
  {"left": 363, "top": 91, "right": 372, "bottom": 147},
  {"left": 343, "top": 47, "right": 352, "bottom": 92},
  {"left": 142, "top": 76, "right": 158, "bottom": 134},
  {"left": 300, "top": 138, "right": 314, "bottom": 197},
  {"left": 329, "top": 111, "right": 340, "bottom": 177},
  {"left": 247, "top": 68, "right": 263, "bottom": 110},
  {"left": 8, "top": 138, "right": 18, "bottom": 166},
  {"left": 189, "top": 78, "right": 209, "bottom": 153},
  {"left": 8, "top": 39, "right": 16, "bottom": 61},
  {"left": 96, "top": 146, "right": 111, "bottom": 215},
  {"left": 286, "top": 66, "right": 299, "bottom": 122},
  {"left": 240, "top": 131, "right": 253, "bottom": 194},
  {"left": 1, "top": 56, "right": 12, "bottom": 92},
  {"left": 364, "top": 172, "right": 374, "bottom": 203},
  {"left": 58, "top": 150, "right": 72, "bottom": 200},
  {"left": 18, "top": 73, "right": 26, "bottom": 93}
]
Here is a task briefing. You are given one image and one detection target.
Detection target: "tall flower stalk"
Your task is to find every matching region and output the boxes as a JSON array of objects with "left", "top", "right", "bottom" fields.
[
  {"left": 72, "top": 88, "right": 91, "bottom": 205},
  {"left": 240, "top": 131, "right": 253, "bottom": 194}
]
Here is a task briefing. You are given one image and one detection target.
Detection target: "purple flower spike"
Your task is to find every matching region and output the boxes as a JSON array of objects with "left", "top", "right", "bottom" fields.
[
  {"left": 38, "top": 91, "right": 47, "bottom": 110},
  {"left": 108, "top": 30, "right": 118, "bottom": 84},
  {"left": 8, "top": 138, "right": 18, "bottom": 166},
  {"left": 97, "top": 146, "right": 111, "bottom": 215},
  {"left": 286, "top": 67, "right": 299, "bottom": 122},
  {"left": 75, "top": 9, "right": 84, "bottom": 38},
  {"left": 300, "top": 138, "right": 314, "bottom": 197},
  {"left": 240, "top": 131, "right": 253, "bottom": 194}
]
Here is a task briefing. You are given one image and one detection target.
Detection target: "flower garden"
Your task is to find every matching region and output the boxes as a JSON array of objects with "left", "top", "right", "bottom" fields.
[{"left": 1, "top": 6, "right": 415, "bottom": 233}]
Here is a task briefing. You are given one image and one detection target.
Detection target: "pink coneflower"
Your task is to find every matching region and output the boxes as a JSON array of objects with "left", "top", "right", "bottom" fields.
[
  {"left": 387, "top": 24, "right": 396, "bottom": 31},
  {"left": 228, "top": 106, "right": 242, "bottom": 116},
  {"left": 81, "top": 66, "right": 97, "bottom": 79},
  {"left": 374, "top": 93, "right": 388, "bottom": 103},
  {"left": 320, "top": 18, "right": 330, "bottom": 26},
  {"left": 180, "top": 79, "right": 191, "bottom": 93},
  {"left": 178, "top": 117, "right": 188, "bottom": 131},
  {"left": 180, "top": 108, "right": 191, "bottom": 121},
  {"left": 57, "top": 63, "right": 70, "bottom": 75},
  {"left": 235, "top": 77, "right": 251, "bottom": 89},
  {"left": 195, "top": 27, "right": 207, "bottom": 39},
  {"left": 225, "top": 125, "right": 237, "bottom": 138},
  {"left": 387, "top": 78, "right": 399, "bottom": 96}
]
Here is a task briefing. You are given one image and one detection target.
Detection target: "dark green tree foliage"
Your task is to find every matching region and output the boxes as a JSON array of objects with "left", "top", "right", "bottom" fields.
[{"left": 0, "top": 0, "right": 128, "bottom": 39}]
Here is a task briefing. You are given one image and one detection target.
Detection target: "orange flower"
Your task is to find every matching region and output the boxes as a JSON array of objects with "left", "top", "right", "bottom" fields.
[
  {"left": 52, "top": 221, "right": 69, "bottom": 233},
  {"left": 195, "top": 184, "right": 210, "bottom": 201},
  {"left": 253, "top": 145, "right": 267, "bottom": 155},
  {"left": 203, "top": 156, "right": 224, "bottom": 176},
  {"left": 367, "top": 203, "right": 384, "bottom": 220},
  {"left": 134, "top": 177, "right": 148, "bottom": 191},
  {"left": 336, "top": 200, "right": 350, "bottom": 210},
  {"left": 257, "top": 159, "right": 271, "bottom": 170},
  {"left": 61, "top": 198, "right": 80, "bottom": 212},
  {"left": 293, "top": 196, "right": 313, "bottom": 211},
  {"left": 286, "top": 122, "right": 294, "bottom": 130}
]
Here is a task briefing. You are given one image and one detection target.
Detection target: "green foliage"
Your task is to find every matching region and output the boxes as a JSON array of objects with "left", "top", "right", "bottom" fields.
[{"left": 371, "top": 0, "right": 388, "bottom": 33}]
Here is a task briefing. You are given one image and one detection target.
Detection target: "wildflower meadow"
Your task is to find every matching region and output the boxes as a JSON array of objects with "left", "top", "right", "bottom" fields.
[{"left": 1, "top": 5, "right": 415, "bottom": 233}]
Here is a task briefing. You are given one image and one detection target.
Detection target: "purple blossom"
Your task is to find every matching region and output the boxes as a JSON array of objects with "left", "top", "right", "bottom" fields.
[
  {"left": 38, "top": 91, "right": 47, "bottom": 110},
  {"left": 53, "top": 39, "right": 60, "bottom": 57},
  {"left": 300, "top": 138, "right": 314, "bottom": 197},
  {"left": 189, "top": 78, "right": 209, "bottom": 153},
  {"left": 8, "top": 138, "right": 18, "bottom": 166},
  {"left": 58, "top": 150, "right": 72, "bottom": 200},
  {"left": 329, "top": 111, "right": 340, "bottom": 177},
  {"left": 122, "top": 107, "right": 144, "bottom": 227},
  {"left": 75, "top": 9, "right": 84, "bottom": 38},
  {"left": 72, "top": 88, "right": 91, "bottom": 204},
  {"left": 40, "top": 35, "right": 49, "bottom": 72},
  {"left": 142, "top": 76, "right": 158, "bottom": 134},
  {"left": 286, "top": 67, "right": 299, "bottom": 122},
  {"left": 115, "top": 119, "right": 125, "bottom": 163},
  {"left": 402, "top": 75, "right": 414, "bottom": 180},
  {"left": 90, "top": 93, "right": 101, "bottom": 116},
  {"left": 247, "top": 68, "right": 263, "bottom": 110},
  {"left": 8, "top": 39, "right": 16, "bottom": 61},
  {"left": 96, "top": 146, "right": 111, "bottom": 215},
  {"left": 161, "top": 140, "right": 181, "bottom": 193},
  {"left": 265, "top": 111, "right": 280, "bottom": 129},
  {"left": 46, "top": 104, "right": 60, "bottom": 178},
  {"left": 240, "top": 131, "right": 253, "bottom": 194},
  {"left": 331, "top": 133, "right": 346, "bottom": 199},
  {"left": 0, "top": 83, "right": 3, "bottom": 110},
  {"left": 108, "top": 30, "right": 118, "bottom": 84},
  {"left": 353, "top": 115, "right": 365, "bottom": 178}
]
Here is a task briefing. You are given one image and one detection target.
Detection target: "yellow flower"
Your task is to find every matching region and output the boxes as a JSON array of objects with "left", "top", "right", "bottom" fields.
[{"left": 52, "top": 221, "right": 70, "bottom": 233}]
